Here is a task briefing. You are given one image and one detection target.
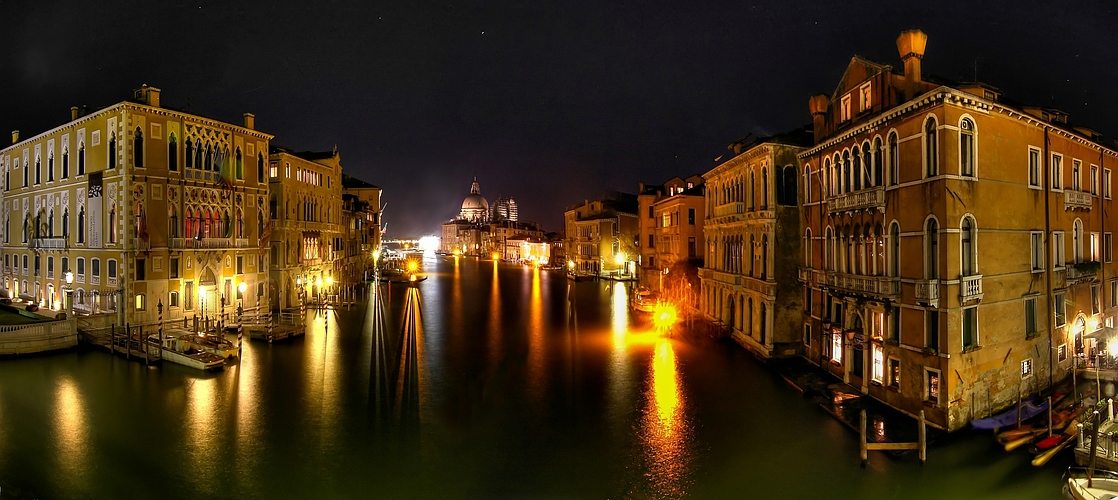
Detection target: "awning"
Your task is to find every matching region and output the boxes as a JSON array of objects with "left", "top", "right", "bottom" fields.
[{"left": 1085, "top": 326, "right": 1118, "bottom": 340}]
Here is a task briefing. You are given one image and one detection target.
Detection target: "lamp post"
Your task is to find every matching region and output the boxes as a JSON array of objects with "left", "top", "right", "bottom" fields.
[
  {"left": 63, "top": 271, "right": 74, "bottom": 319},
  {"left": 237, "top": 282, "right": 246, "bottom": 358},
  {"left": 198, "top": 285, "right": 206, "bottom": 333}
]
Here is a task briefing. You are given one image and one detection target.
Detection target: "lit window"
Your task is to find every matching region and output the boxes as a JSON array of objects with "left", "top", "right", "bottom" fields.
[
  {"left": 135, "top": 293, "right": 145, "bottom": 310},
  {"left": 859, "top": 83, "right": 872, "bottom": 112},
  {"left": 925, "top": 369, "right": 940, "bottom": 403},
  {"left": 840, "top": 94, "right": 851, "bottom": 122},
  {"left": 889, "top": 358, "right": 900, "bottom": 390},
  {"left": 831, "top": 333, "right": 843, "bottom": 363},
  {"left": 1021, "top": 359, "right": 1033, "bottom": 379},
  {"left": 871, "top": 344, "right": 884, "bottom": 383},
  {"left": 1058, "top": 344, "right": 1068, "bottom": 363}
]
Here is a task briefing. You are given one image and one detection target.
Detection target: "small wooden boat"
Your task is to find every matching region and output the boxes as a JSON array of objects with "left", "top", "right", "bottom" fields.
[
  {"left": 1032, "top": 415, "right": 1082, "bottom": 467},
  {"left": 1001, "top": 405, "right": 1084, "bottom": 451},
  {"left": 630, "top": 289, "right": 658, "bottom": 314},
  {"left": 148, "top": 334, "right": 225, "bottom": 371},
  {"left": 1064, "top": 467, "right": 1118, "bottom": 499},
  {"left": 973, "top": 396, "right": 1051, "bottom": 430}
]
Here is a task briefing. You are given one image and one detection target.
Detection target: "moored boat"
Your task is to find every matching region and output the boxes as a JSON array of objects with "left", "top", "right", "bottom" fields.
[
  {"left": 148, "top": 334, "right": 225, "bottom": 371},
  {"left": 630, "top": 288, "right": 658, "bottom": 314},
  {"left": 973, "top": 397, "right": 1051, "bottom": 430},
  {"left": 1064, "top": 467, "right": 1118, "bottom": 499}
]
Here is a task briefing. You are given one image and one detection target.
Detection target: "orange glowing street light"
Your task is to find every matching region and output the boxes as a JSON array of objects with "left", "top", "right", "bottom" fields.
[{"left": 652, "top": 302, "right": 678, "bottom": 332}]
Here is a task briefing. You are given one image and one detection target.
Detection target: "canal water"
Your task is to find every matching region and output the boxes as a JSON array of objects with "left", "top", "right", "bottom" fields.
[{"left": 0, "top": 254, "right": 1069, "bottom": 498}]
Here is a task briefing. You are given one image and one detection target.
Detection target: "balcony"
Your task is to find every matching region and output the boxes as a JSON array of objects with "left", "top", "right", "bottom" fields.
[
  {"left": 130, "top": 238, "right": 149, "bottom": 251},
  {"left": 960, "top": 274, "right": 983, "bottom": 302},
  {"left": 1066, "top": 261, "right": 1101, "bottom": 285},
  {"left": 710, "top": 202, "right": 745, "bottom": 221},
  {"left": 1065, "top": 190, "right": 1092, "bottom": 211},
  {"left": 170, "top": 238, "right": 236, "bottom": 250},
  {"left": 822, "top": 272, "right": 900, "bottom": 300},
  {"left": 915, "top": 279, "right": 940, "bottom": 307},
  {"left": 827, "top": 186, "right": 885, "bottom": 214},
  {"left": 29, "top": 237, "right": 67, "bottom": 250}
]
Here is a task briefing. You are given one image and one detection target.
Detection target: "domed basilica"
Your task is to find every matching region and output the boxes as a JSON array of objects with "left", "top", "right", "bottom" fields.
[{"left": 458, "top": 178, "right": 490, "bottom": 222}]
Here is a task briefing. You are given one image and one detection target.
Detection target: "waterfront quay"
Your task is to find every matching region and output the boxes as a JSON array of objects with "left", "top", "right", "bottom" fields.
[{"left": 0, "top": 255, "right": 1072, "bottom": 498}]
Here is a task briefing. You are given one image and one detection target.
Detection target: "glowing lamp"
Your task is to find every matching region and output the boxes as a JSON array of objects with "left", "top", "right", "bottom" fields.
[
  {"left": 615, "top": 253, "right": 625, "bottom": 265},
  {"left": 316, "top": 277, "right": 323, "bottom": 288},
  {"left": 408, "top": 261, "right": 418, "bottom": 272},
  {"left": 652, "top": 302, "right": 678, "bottom": 331},
  {"left": 326, "top": 276, "right": 333, "bottom": 286},
  {"left": 64, "top": 271, "right": 74, "bottom": 285},
  {"left": 492, "top": 252, "right": 500, "bottom": 261},
  {"left": 238, "top": 282, "right": 247, "bottom": 294}
]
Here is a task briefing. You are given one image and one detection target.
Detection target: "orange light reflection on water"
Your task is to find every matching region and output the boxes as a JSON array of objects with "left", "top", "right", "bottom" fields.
[
  {"left": 640, "top": 337, "right": 691, "bottom": 498},
  {"left": 53, "top": 377, "right": 88, "bottom": 487}
]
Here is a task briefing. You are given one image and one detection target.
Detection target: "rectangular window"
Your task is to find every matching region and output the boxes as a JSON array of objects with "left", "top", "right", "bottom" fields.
[
  {"left": 803, "top": 324, "right": 811, "bottom": 346},
  {"left": 1052, "top": 232, "right": 1065, "bottom": 269},
  {"left": 170, "top": 258, "right": 179, "bottom": 279},
  {"left": 1072, "top": 159, "right": 1082, "bottom": 191},
  {"left": 1091, "top": 233, "right": 1101, "bottom": 262},
  {"left": 661, "top": 212, "right": 669, "bottom": 228},
  {"left": 1106, "top": 168, "right": 1113, "bottom": 199},
  {"left": 688, "top": 208, "right": 695, "bottom": 225},
  {"left": 1051, "top": 153, "right": 1063, "bottom": 190},
  {"left": 136, "top": 259, "right": 145, "bottom": 280},
  {"left": 840, "top": 94, "right": 851, "bottom": 122},
  {"left": 1055, "top": 291, "right": 1066, "bottom": 327},
  {"left": 1028, "top": 148, "right": 1041, "bottom": 188},
  {"left": 962, "top": 306, "right": 978, "bottom": 349},
  {"left": 1021, "top": 359, "right": 1034, "bottom": 379},
  {"left": 236, "top": 256, "right": 244, "bottom": 275},
  {"left": 804, "top": 288, "right": 813, "bottom": 315},
  {"left": 925, "top": 369, "right": 940, "bottom": 404},
  {"left": 1030, "top": 231, "right": 1044, "bottom": 271},
  {"left": 1093, "top": 284, "right": 1102, "bottom": 315},
  {"left": 871, "top": 344, "right": 884, "bottom": 384},
  {"left": 1024, "top": 296, "right": 1038, "bottom": 336},
  {"left": 688, "top": 237, "right": 696, "bottom": 258},
  {"left": 1112, "top": 279, "right": 1117, "bottom": 308},
  {"left": 184, "top": 281, "right": 194, "bottom": 310},
  {"left": 648, "top": 235, "right": 655, "bottom": 248},
  {"left": 831, "top": 333, "right": 843, "bottom": 363},
  {"left": 77, "top": 257, "right": 85, "bottom": 275},
  {"left": 1058, "top": 344, "right": 1068, "bottom": 363},
  {"left": 1092, "top": 165, "right": 1100, "bottom": 195},
  {"left": 92, "top": 258, "right": 100, "bottom": 277},
  {"left": 170, "top": 291, "right": 179, "bottom": 307},
  {"left": 860, "top": 82, "right": 872, "bottom": 112},
  {"left": 135, "top": 294, "right": 145, "bottom": 310},
  {"left": 108, "top": 259, "right": 117, "bottom": 278},
  {"left": 889, "top": 309, "right": 900, "bottom": 342},
  {"left": 648, "top": 206, "right": 653, "bottom": 218},
  {"left": 888, "top": 358, "right": 901, "bottom": 390},
  {"left": 1106, "top": 233, "right": 1113, "bottom": 263}
]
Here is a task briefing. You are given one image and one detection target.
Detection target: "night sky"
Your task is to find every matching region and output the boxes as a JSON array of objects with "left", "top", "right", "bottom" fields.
[{"left": 2, "top": 1, "right": 1116, "bottom": 237}]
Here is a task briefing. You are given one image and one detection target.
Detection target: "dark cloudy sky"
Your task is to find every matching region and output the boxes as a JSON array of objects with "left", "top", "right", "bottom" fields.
[{"left": 2, "top": 1, "right": 1116, "bottom": 237}]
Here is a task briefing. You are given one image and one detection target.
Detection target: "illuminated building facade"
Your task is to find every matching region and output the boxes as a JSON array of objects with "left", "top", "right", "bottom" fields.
[
  {"left": 700, "top": 129, "right": 810, "bottom": 358},
  {"left": 0, "top": 86, "right": 272, "bottom": 325},
  {"left": 492, "top": 195, "right": 518, "bottom": 222},
  {"left": 638, "top": 176, "right": 704, "bottom": 291},
  {"left": 800, "top": 30, "right": 1118, "bottom": 431},
  {"left": 341, "top": 174, "right": 382, "bottom": 283},
  {"left": 267, "top": 147, "right": 343, "bottom": 309},
  {"left": 564, "top": 194, "right": 639, "bottom": 278}
]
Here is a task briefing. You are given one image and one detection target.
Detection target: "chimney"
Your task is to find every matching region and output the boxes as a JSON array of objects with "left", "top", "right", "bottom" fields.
[
  {"left": 896, "top": 30, "right": 928, "bottom": 100},
  {"left": 11, "top": 130, "right": 18, "bottom": 144},
  {"left": 808, "top": 94, "right": 829, "bottom": 143},
  {"left": 71, "top": 106, "right": 80, "bottom": 121},
  {"left": 147, "top": 87, "right": 161, "bottom": 107},
  {"left": 243, "top": 113, "right": 255, "bottom": 130}
]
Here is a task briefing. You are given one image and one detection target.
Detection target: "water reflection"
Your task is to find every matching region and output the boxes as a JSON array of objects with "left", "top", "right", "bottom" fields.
[
  {"left": 640, "top": 338, "right": 692, "bottom": 498},
  {"left": 397, "top": 287, "right": 426, "bottom": 426},
  {"left": 185, "top": 376, "right": 220, "bottom": 484},
  {"left": 53, "top": 377, "right": 88, "bottom": 488},
  {"left": 488, "top": 261, "right": 502, "bottom": 370},
  {"left": 527, "top": 266, "right": 545, "bottom": 399}
]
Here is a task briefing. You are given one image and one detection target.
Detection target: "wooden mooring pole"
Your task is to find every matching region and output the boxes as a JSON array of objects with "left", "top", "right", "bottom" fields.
[{"left": 861, "top": 409, "right": 927, "bottom": 465}]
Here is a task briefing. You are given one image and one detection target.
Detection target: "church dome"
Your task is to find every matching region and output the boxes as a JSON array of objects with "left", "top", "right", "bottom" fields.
[
  {"left": 458, "top": 178, "right": 490, "bottom": 222},
  {"left": 462, "top": 193, "right": 489, "bottom": 211}
]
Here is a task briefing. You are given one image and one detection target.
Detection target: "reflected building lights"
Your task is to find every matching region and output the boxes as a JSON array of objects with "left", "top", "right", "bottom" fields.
[
  {"left": 53, "top": 377, "right": 89, "bottom": 488},
  {"left": 640, "top": 338, "right": 692, "bottom": 498}
]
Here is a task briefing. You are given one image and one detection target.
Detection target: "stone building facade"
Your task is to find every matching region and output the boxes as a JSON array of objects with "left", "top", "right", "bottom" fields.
[
  {"left": 800, "top": 30, "right": 1118, "bottom": 431},
  {"left": 700, "top": 129, "right": 810, "bottom": 358},
  {"left": 564, "top": 194, "right": 639, "bottom": 278}
]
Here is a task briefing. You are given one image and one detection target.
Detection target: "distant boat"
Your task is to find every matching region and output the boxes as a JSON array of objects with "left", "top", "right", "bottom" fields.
[{"left": 148, "top": 334, "right": 225, "bottom": 371}]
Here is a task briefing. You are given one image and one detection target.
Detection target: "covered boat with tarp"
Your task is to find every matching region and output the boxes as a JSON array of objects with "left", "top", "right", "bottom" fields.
[{"left": 972, "top": 397, "right": 1050, "bottom": 430}]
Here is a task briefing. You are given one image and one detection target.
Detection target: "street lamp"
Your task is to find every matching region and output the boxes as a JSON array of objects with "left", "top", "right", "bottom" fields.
[
  {"left": 63, "top": 271, "right": 74, "bottom": 318},
  {"left": 238, "top": 282, "right": 247, "bottom": 316},
  {"left": 198, "top": 285, "right": 206, "bottom": 331}
]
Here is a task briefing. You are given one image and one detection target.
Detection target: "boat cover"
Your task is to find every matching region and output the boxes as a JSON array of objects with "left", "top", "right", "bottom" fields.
[{"left": 972, "top": 399, "right": 1049, "bottom": 430}]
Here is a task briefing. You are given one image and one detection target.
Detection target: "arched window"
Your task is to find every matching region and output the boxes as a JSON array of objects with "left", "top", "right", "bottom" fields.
[
  {"left": 803, "top": 165, "right": 812, "bottom": 202},
  {"left": 48, "top": 209, "right": 54, "bottom": 237},
  {"left": 889, "top": 222, "right": 900, "bottom": 277},
  {"left": 35, "top": 211, "right": 41, "bottom": 239},
  {"left": 1074, "top": 218, "right": 1084, "bottom": 263},
  {"left": 924, "top": 116, "right": 938, "bottom": 177},
  {"left": 747, "top": 297, "right": 753, "bottom": 337},
  {"left": 77, "top": 207, "right": 85, "bottom": 243},
  {"left": 759, "top": 303, "right": 767, "bottom": 344},
  {"left": 235, "top": 147, "right": 243, "bottom": 180},
  {"left": 843, "top": 150, "right": 853, "bottom": 193},
  {"left": 749, "top": 234, "right": 756, "bottom": 276},
  {"left": 925, "top": 218, "right": 939, "bottom": 279},
  {"left": 852, "top": 146, "right": 862, "bottom": 191},
  {"left": 48, "top": 153, "right": 54, "bottom": 181},
  {"left": 185, "top": 139, "right": 194, "bottom": 169},
  {"left": 761, "top": 167, "right": 769, "bottom": 208},
  {"left": 825, "top": 226, "right": 835, "bottom": 271},
  {"left": 195, "top": 143, "right": 203, "bottom": 170},
  {"left": 203, "top": 210, "right": 212, "bottom": 238},
  {"left": 236, "top": 209, "right": 244, "bottom": 238},
  {"left": 108, "top": 133, "right": 117, "bottom": 169},
  {"left": 168, "top": 133, "right": 178, "bottom": 171},
  {"left": 169, "top": 206, "right": 178, "bottom": 238},
  {"left": 804, "top": 228, "right": 813, "bottom": 267},
  {"left": 888, "top": 132, "right": 898, "bottom": 186},
  {"left": 258, "top": 153, "right": 265, "bottom": 181},
  {"left": 258, "top": 212, "right": 265, "bottom": 239},
  {"left": 872, "top": 137, "right": 883, "bottom": 186},
  {"left": 824, "top": 158, "right": 832, "bottom": 196},
  {"left": 61, "top": 149, "right": 68, "bottom": 179},
  {"left": 133, "top": 127, "right": 144, "bottom": 168},
  {"left": 961, "top": 216, "right": 977, "bottom": 276},
  {"left": 749, "top": 171, "right": 756, "bottom": 209},
  {"left": 108, "top": 205, "right": 116, "bottom": 243},
  {"left": 875, "top": 224, "right": 885, "bottom": 276},
  {"left": 62, "top": 209, "right": 68, "bottom": 239},
  {"left": 960, "top": 118, "right": 975, "bottom": 177},
  {"left": 761, "top": 234, "right": 769, "bottom": 280},
  {"left": 35, "top": 157, "right": 41, "bottom": 185}
]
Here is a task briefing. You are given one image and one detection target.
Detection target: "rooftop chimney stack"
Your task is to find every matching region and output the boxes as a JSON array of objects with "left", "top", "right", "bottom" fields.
[
  {"left": 808, "top": 94, "right": 829, "bottom": 143},
  {"left": 148, "top": 86, "right": 161, "bottom": 107},
  {"left": 71, "top": 106, "right": 80, "bottom": 121},
  {"left": 896, "top": 30, "right": 928, "bottom": 100},
  {"left": 243, "top": 113, "right": 255, "bottom": 130},
  {"left": 11, "top": 130, "right": 18, "bottom": 144},
  {"left": 135, "top": 84, "right": 161, "bottom": 107}
]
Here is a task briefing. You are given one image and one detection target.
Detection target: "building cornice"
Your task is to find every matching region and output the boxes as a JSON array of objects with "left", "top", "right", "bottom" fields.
[
  {"left": 799, "top": 87, "right": 1118, "bottom": 160},
  {"left": 704, "top": 144, "right": 772, "bottom": 180}
]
